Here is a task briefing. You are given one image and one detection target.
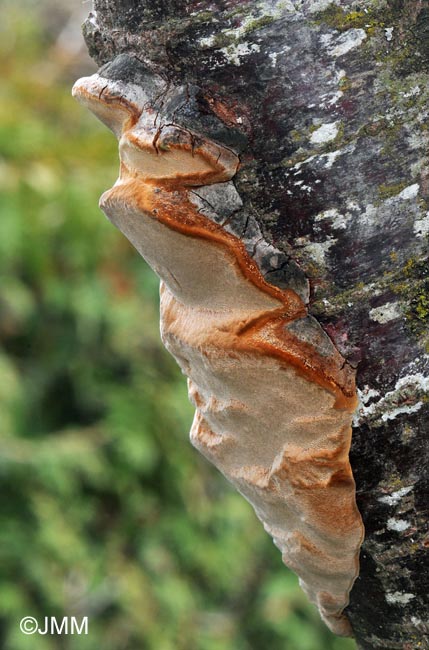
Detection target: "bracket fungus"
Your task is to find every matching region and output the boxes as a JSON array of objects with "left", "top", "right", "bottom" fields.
[{"left": 73, "top": 71, "right": 364, "bottom": 637}]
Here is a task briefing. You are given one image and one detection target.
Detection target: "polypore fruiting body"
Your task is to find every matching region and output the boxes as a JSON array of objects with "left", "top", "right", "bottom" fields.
[{"left": 73, "top": 73, "right": 364, "bottom": 637}]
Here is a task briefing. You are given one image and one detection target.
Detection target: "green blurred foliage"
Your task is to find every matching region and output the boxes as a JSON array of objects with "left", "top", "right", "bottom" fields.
[{"left": 0, "top": 3, "right": 356, "bottom": 649}]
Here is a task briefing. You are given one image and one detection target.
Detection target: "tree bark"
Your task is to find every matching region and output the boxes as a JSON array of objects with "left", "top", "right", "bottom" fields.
[{"left": 79, "top": 1, "right": 429, "bottom": 648}]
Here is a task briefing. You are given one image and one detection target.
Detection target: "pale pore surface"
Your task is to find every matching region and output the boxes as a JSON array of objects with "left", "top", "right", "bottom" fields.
[
  {"left": 101, "top": 182, "right": 282, "bottom": 315},
  {"left": 160, "top": 288, "right": 360, "bottom": 635},
  {"left": 120, "top": 139, "right": 216, "bottom": 182},
  {"left": 73, "top": 74, "right": 364, "bottom": 637},
  {"left": 102, "top": 186, "right": 360, "bottom": 636}
]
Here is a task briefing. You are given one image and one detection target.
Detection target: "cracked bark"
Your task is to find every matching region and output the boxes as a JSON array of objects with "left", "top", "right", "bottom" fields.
[{"left": 78, "top": 1, "right": 429, "bottom": 648}]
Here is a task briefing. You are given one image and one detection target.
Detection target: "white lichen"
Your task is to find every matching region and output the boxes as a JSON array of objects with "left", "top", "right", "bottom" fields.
[
  {"left": 320, "top": 90, "right": 343, "bottom": 108},
  {"left": 220, "top": 42, "right": 260, "bottom": 66},
  {"left": 382, "top": 402, "right": 424, "bottom": 422},
  {"left": 335, "top": 68, "right": 347, "bottom": 84},
  {"left": 387, "top": 518, "right": 411, "bottom": 532},
  {"left": 292, "top": 155, "right": 316, "bottom": 171},
  {"left": 354, "top": 373, "right": 429, "bottom": 426},
  {"left": 299, "top": 238, "right": 336, "bottom": 267},
  {"left": 369, "top": 302, "right": 402, "bottom": 324},
  {"left": 398, "top": 183, "right": 420, "bottom": 200},
  {"left": 87, "top": 11, "right": 99, "bottom": 28},
  {"left": 414, "top": 212, "right": 429, "bottom": 238},
  {"left": 199, "top": 35, "right": 216, "bottom": 48},
  {"left": 310, "top": 121, "right": 339, "bottom": 144},
  {"left": 358, "top": 386, "right": 380, "bottom": 404},
  {"left": 379, "top": 486, "right": 413, "bottom": 506},
  {"left": 306, "top": 0, "right": 342, "bottom": 13},
  {"left": 386, "top": 591, "right": 415, "bottom": 605},
  {"left": 384, "top": 27, "right": 394, "bottom": 42},
  {"left": 269, "top": 52, "right": 278, "bottom": 67},
  {"left": 324, "top": 28, "right": 367, "bottom": 58},
  {"left": 401, "top": 85, "right": 421, "bottom": 99},
  {"left": 314, "top": 208, "right": 351, "bottom": 230},
  {"left": 358, "top": 203, "right": 378, "bottom": 226},
  {"left": 323, "top": 150, "right": 342, "bottom": 168},
  {"left": 407, "top": 130, "right": 428, "bottom": 151}
]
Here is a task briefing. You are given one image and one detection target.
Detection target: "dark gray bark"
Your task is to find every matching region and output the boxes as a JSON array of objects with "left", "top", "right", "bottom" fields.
[{"left": 79, "top": 1, "right": 429, "bottom": 648}]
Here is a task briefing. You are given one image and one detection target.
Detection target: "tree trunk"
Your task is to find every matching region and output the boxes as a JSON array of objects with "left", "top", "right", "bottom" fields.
[{"left": 78, "top": 1, "right": 429, "bottom": 648}]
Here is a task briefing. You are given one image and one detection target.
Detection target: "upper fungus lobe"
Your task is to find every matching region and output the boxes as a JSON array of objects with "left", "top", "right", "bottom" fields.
[{"left": 73, "top": 72, "right": 364, "bottom": 637}]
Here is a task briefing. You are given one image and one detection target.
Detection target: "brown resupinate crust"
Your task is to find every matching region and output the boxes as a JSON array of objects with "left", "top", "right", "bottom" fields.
[{"left": 72, "top": 73, "right": 364, "bottom": 637}]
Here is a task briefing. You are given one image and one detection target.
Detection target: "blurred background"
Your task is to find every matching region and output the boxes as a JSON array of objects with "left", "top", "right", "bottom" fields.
[{"left": 0, "top": 1, "right": 356, "bottom": 648}]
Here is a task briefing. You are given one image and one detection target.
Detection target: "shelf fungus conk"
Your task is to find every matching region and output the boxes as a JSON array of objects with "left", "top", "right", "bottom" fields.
[{"left": 73, "top": 72, "right": 364, "bottom": 637}]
